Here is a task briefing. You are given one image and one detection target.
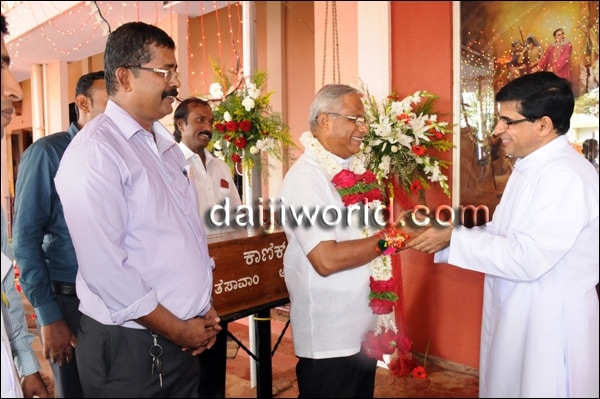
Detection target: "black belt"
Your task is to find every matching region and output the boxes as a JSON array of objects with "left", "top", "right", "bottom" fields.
[{"left": 51, "top": 282, "right": 76, "bottom": 296}]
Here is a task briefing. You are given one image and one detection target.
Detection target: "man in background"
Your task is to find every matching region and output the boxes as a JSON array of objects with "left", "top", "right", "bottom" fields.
[
  {"left": 1, "top": 13, "right": 49, "bottom": 398},
  {"left": 173, "top": 97, "right": 242, "bottom": 397},
  {"left": 173, "top": 97, "right": 242, "bottom": 233},
  {"left": 12, "top": 71, "right": 107, "bottom": 398}
]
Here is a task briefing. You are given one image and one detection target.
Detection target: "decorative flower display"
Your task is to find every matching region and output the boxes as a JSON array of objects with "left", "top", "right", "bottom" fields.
[
  {"left": 206, "top": 63, "right": 296, "bottom": 177},
  {"left": 356, "top": 83, "right": 452, "bottom": 378},
  {"left": 359, "top": 83, "right": 454, "bottom": 203}
]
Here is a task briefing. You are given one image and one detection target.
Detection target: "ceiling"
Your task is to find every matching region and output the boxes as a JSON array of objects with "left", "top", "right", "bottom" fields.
[{"left": 3, "top": 1, "right": 233, "bottom": 82}]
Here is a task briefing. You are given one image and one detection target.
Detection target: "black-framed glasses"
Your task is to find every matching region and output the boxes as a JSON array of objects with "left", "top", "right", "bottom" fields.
[
  {"left": 497, "top": 115, "right": 535, "bottom": 128},
  {"left": 124, "top": 66, "right": 180, "bottom": 82},
  {"left": 327, "top": 112, "right": 368, "bottom": 127}
]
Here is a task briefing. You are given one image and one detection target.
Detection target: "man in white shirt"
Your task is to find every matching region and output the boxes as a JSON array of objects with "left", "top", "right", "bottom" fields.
[
  {"left": 173, "top": 97, "right": 242, "bottom": 234},
  {"left": 173, "top": 97, "right": 243, "bottom": 397}
]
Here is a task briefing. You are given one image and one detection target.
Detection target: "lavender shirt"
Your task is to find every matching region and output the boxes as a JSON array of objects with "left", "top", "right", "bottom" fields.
[{"left": 55, "top": 100, "right": 213, "bottom": 329}]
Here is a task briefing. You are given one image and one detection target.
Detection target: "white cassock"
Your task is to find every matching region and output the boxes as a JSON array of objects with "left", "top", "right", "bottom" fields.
[{"left": 436, "top": 135, "right": 599, "bottom": 397}]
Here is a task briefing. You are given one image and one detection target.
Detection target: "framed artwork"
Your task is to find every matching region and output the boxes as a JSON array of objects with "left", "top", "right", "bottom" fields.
[{"left": 455, "top": 1, "right": 599, "bottom": 225}]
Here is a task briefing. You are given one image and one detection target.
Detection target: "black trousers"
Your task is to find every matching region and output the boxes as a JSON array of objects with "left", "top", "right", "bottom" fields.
[
  {"left": 296, "top": 351, "right": 377, "bottom": 398},
  {"left": 76, "top": 314, "right": 200, "bottom": 398},
  {"left": 37, "top": 294, "right": 83, "bottom": 398}
]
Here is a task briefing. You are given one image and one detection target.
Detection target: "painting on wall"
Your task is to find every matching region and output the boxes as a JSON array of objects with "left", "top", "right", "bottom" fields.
[{"left": 458, "top": 1, "right": 599, "bottom": 224}]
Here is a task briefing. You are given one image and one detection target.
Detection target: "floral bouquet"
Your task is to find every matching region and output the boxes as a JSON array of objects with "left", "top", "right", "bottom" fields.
[
  {"left": 359, "top": 82, "right": 454, "bottom": 206},
  {"left": 359, "top": 83, "right": 452, "bottom": 378},
  {"left": 206, "top": 61, "right": 296, "bottom": 177}
]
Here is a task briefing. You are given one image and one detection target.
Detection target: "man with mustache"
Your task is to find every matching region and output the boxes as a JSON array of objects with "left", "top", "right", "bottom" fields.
[
  {"left": 173, "top": 97, "right": 242, "bottom": 235},
  {"left": 1, "top": 13, "right": 49, "bottom": 398},
  {"left": 55, "top": 22, "right": 221, "bottom": 397},
  {"left": 173, "top": 98, "right": 242, "bottom": 397}
]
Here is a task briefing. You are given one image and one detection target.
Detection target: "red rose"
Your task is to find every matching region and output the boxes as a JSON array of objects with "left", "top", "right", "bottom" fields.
[
  {"left": 225, "top": 121, "right": 238, "bottom": 131},
  {"left": 341, "top": 193, "right": 363, "bottom": 207},
  {"left": 238, "top": 120, "right": 252, "bottom": 132},
  {"left": 234, "top": 136, "right": 248, "bottom": 149},
  {"left": 362, "top": 331, "right": 386, "bottom": 361},
  {"left": 359, "top": 170, "right": 377, "bottom": 184},
  {"left": 364, "top": 187, "right": 384, "bottom": 202},
  {"left": 376, "top": 329, "right": 398, "bottom": 354},
  {"left": 369, "top": 277, "right": 395, "bottom": 293},
  {"left": 369, "top": 297, "right": 395, "bottom": 314},
  {"left": 411, "top": 144, "right": 426, "bottom": 156},
  {"left": 231, "top": 153, "right": 241, "bottom": 163},
  {"left": 396, "top": 335, "right": 412, "bottom": 353},
  {"left": 331, "top": 169, "right": 359, "bottom": 189},
  {"left": 215, "top": 122, "right": 226, "bottom": 132}
]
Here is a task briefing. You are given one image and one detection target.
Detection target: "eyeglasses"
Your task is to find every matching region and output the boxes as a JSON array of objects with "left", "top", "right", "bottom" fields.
[
  {"left": 496, "top": 115, "right": 535, "bottom": 128},
  {"left": 124, "top": 66, "right": 180, "bottom": 82},
  {"left": 326, "top": 113, "right": 368, "bottom": 127}
]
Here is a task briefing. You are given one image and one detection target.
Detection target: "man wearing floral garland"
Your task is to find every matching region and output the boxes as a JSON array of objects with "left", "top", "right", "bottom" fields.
[
  {"left": 278, "top": 84, "right": 408, "bottom": 398},
  {"left": 408, "top": 71, "right": 599, "bottom": 398}
]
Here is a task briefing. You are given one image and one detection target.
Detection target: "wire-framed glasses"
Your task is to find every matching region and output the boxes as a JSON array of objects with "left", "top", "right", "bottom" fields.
[
  {"left": 326, "top": 112, "right": 368, "bottom": 127},
  {"left": 124, "top": 66, "right": 180, "bottom": 82}
]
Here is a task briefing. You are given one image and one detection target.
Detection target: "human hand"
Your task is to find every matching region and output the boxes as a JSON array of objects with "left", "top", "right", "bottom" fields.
[
  {"left": 41, "top": 320, "right": 76, "bottom": 366},
  {"left": 180, "top": 306, "right": 222, "bottom": 356},
  {"left": 393, "top": 209, "right": 428, "bottom": 241},
  {"left": 405, "top": 223, "right": 453, "bottom": 254},
  {"left": 21, "top": 372, "right": 49, "bottom": 398}
]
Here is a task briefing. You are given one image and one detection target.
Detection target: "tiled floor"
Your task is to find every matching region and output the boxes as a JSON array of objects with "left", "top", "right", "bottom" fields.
[{"left": 23, "top": 297, "right": 478, "bottom": 398}]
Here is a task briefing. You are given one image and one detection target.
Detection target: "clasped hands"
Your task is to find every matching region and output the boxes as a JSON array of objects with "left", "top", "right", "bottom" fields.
[{"left": 392, "top": 209, "right": 453, "bottom": 254}]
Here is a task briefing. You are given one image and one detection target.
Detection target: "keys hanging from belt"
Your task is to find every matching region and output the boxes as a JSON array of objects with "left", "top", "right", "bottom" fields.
[{"left": 150, "top": 332, "right": 163, "bottom": 387}]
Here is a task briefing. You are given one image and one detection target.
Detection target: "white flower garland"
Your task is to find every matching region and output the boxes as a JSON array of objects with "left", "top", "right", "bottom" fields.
[{"left": 299, "top": 131, "right": 397, "bottom": 333}]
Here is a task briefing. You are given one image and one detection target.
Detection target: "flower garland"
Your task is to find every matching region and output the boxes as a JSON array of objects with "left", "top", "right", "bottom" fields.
[{"left": 299, "top": 131, "right": 407, "bottom": 371}]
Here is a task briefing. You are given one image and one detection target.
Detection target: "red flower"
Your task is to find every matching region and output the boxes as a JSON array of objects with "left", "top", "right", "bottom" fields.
[
  {"left": 433, "top": 129, "right": 445, "bottom": 140},
  {"left": 358, "top": 170, "right": 378, "bottom": 184},
  {"left": 362, "top": 329, "right": 397, "bottom": 361},
  {"left": 231, "top": 153, "right": 242, "bottom": 163},
  {"left": 396, "top": 335, "right": 412, "bottom": 354},
  {"left": 410, "top": 179, "right": 423, "bottom": 195},
  {"left": 215, "top": 122, "right": 226, "bottom": 132},
  {"left": 397, "top": 113, "right": 411, "bottom": 123},
  {"left": 238, "top": 120, "right": 252, "bottom": 132},
  {"left": 340, "top": 193, "right": 364, "bottom": 207},
  {"left": 364, "top": 187, "right": 385, "bottom": 202},
  {"left": 411, "top": 144, "right": 426, "bottom": 156},
  {"left": 369, "top": 297, "right": 395, "bottom": 315},
  {"left": 369, "top": 276, "right": 395, "bottom": 293},
  {"left": 411, "top": 366, "right": 427, "bottom": 379},
  {"left": 234, "top": 136, "right": 248, "bottom": 149},
  {"left": 225, "top": 121, "right": 238, "bottom": 131},
  {"left": 331, "top": 169, "right": 360, "bottom": 189}
]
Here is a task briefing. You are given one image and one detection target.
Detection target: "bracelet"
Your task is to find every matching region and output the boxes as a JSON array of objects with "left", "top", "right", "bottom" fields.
[{"left": 376, "top": 227, "right": 410, "bottom": 255}]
